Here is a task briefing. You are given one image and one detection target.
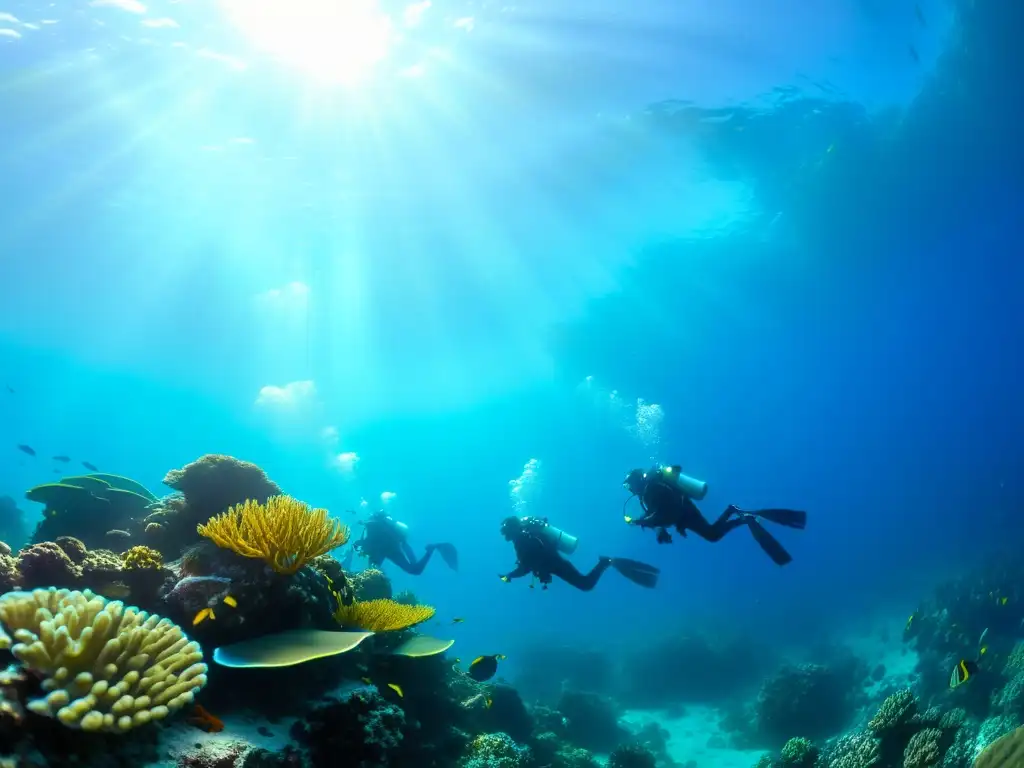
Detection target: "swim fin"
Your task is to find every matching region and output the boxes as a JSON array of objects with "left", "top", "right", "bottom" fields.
[
  {"left": 732, "top": 506, "right": 807, "bottom": 530},
  {"left": 746, "top": 519, "right": 793, "bottom": 566},
  {"left": 609, "top": 557, "right": 660, "bottom": 588},
  {"left": 433, "top": 543, "right": 459, "bottom": 571}
]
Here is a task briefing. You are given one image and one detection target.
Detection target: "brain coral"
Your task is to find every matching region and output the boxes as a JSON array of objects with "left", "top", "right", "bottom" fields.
[{"left": 0, "top": 587, "right": 207, "bottom": 732}]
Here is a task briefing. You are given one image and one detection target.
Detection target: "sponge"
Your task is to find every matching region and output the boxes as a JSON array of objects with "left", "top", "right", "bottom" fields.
[{"left": 0, "top": 587, "right": 207, "bottom": 732}]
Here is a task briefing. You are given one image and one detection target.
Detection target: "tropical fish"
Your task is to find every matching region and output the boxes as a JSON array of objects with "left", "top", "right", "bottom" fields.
[
  {"left": 468, "top": 654, "right": 506, "bottom": 682},
  {"left": 387, "top": 683, "right": 404, "bottom": 698},
  {"left": 16, "top": 445, "right": 35, "bottom": 457},
  {"left": 82, "top": 461, "right": 99, "bottom": 471},
  {"left": 194, "top": 608, "right": 215, "bottom": 625},
  {"left": 451, "top": 618, "right": 464, "bottom": 624},
  {"left": 950, "top": 659, "right": 978, "bottom": 689},
  {"left": 97, "top": 582, "right": 132, "bottom": 599},
  {"left": 361, "top": 677, "right": 372, "bottom": 685},
  {"left": 105, "top": 529, "right": 131, "bottom": 539},
  {"left": 186, "top": 704, "right": 224, "bottom": 733},
  {"left": 52, "top": 455, "right": 70, "bottom": 463},
  {"left": 485, "top": 697, "right": 493, "bottom": 709}
]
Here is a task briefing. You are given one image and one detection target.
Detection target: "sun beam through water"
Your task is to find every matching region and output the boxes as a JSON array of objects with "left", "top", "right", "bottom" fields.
[{"left": 217, "top": 0, "right": 395, "bottom": 85}]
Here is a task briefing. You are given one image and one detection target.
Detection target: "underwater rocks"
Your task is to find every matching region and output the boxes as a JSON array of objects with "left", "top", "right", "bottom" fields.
[{"left": 557, "top": 690, "right": 629, "bottom": 753}]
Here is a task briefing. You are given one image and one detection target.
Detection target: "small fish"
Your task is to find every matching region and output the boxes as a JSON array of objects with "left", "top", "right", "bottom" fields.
[
  {"left": 193, "top": 607, "right": 215, "bottom": 625},
  {"left": 905, "top": 614, "right": 915, "bottom": 631},
  {"left": 980, "top": 645, "right": 988, "bottom": 656},
  {"left": 451, "top": 618, "right": 464, "bottom": 624},
  {"left": 82, "top": 461, "right": 99, "bottom": 471},
  {"left": 908, "top": 45, "right": 919, "bottom": 64},
  {"left": 950, "top": 659, "right": 978, "bottom": 689},
  {"left": 485, "top": 697, "right": 493, "bottom": 709},
  {"left": 915, "top": 4, "right": 927, "bottom": 26},
  {"left": 468, "top": 654, "right": 506, "bottom": 682},
  {"left": 52, "top": 455, "right": 70, "bottom": 463},
  {"left": 105, "top": 529, "right": 131, "bottom": 539},
  {"left": 453, "top": 658, "right": 461, "bottom": 664},
  {"left": 16, "top": 444, "right": 35, "bottom": 457},
  {"left": 387, "top": 683, "right": 403, "bottom": 698},
  {"left": 186, "top": 704, "right": 224, "bottom": 733},
  {"left": 361, "top": 677, "right": 373, "bottom": 685},
  {"left": 98, "top": 582, "right": 131, "bottom": 599},
  {"left": 223, "top": 595, "right": 238, "bottom": 608}
]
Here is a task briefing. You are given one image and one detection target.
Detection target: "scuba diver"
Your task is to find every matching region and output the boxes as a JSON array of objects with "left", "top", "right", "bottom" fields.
[
  {"left": 622, "top": 465, "right": 807, "bottom": 566},
  {"left": 353, "top": 509, "right": 459, "bottom": 575},
  {"left": 498, "top": 515, "right": 659, "bottom": 591}
]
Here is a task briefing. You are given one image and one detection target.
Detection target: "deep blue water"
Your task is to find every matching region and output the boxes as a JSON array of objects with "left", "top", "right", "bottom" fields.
[{"left": 0, "top": 0, "right": 1021, "bottom": 684}]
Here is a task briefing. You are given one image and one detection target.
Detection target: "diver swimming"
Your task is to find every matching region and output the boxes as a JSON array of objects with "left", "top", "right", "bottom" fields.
[
  {"left": 354, "top": 509, "right": 459, "bottom": 575},
  {"left": 622, "top": 465, "right": 807, "bottom": 566},
  {"left": 498, "top": 515, "right": 659, "bottom": 591}
]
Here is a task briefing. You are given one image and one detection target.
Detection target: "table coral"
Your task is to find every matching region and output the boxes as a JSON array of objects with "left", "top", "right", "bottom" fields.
[{"left": 0, "top": 587, "right": 207, "bottom": 732}]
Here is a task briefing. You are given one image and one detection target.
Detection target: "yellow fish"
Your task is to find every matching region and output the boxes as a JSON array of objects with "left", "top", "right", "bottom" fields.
[
  {"left": 485, "top": 697, "right": 493, "bottom": 709},
  {"left": 193, "top": 608, "right": 214, "bottom": 626},
  {"left": 387, "top": 683, "right": 403, "bottom": 698},
  {"left": 223, "top": 595, "right": 238, "bottom": 608}
]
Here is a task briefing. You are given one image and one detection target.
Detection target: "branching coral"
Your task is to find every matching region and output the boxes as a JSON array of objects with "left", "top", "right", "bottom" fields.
[
  {"left": 780, "top": 736, "right": 818, "bottom": 767},
  {"left": 824, "top": 731, "right": 880, "bottom": 768},
  {"left": 333, "top": 598, "right": 435, "bottom": 632},
  {"left": 122, "top": 545, "right": 163, "bottom": 571},
  {"left": 903, "top": 728, "right": 942, "bottom": 768},
  {"left": 197, "top": 496, "right": 349, "bottom": 575},
  {"left": 0, "top": 587, "right": 207, "bottom": 732},
  {"left": 869, "top": 689, "right": 917, "bottom": 734},
  {"left": 462, "top": 732, "right": 532, "bottom": 768}
]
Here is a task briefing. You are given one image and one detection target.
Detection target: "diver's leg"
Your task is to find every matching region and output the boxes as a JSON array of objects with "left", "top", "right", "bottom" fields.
[
  {"left": 397, "top": 545, "right": 436, "bottom": 576},
  {"left": 680, "top": 498, "right": 747, "bottom": 542},
  {"left": 551, "top": 556, "right": 611, "bottom": 591}
]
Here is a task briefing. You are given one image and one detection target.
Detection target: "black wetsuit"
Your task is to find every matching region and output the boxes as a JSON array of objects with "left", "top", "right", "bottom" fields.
[
  {"left": 503, "top": 532, "right": 611, "bottom": 591},
  {"left": 359, "top": 520, "right": 440, "bottom": 575},
  {"left": 637, "top": 479, "right": 747, "bottom": 544}
]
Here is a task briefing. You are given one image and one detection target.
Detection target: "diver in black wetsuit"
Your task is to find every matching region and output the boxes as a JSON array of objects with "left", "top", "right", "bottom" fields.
[
  {"left": 498, "top": 516, "right": 659, "bottom": 591},
  {"left": 354, "top": 510, "right": 458, "bottom": 575},
  {"left": 622, "top": 466, "right": 807, "bottom": 566}
]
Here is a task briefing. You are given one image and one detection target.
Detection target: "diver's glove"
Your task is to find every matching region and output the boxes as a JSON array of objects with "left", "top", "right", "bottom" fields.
[{"left": 656, "top": 528, "right": 673, "bottom": 544}]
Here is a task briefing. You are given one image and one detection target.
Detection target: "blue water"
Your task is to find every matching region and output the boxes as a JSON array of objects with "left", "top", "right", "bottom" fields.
[{"left": 0, "top": 0, "right": 1021, "bottom": 686}]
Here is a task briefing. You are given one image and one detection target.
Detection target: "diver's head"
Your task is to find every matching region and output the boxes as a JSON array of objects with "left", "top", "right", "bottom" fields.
[
  {"left": 500, "top": 516, "right": 523, "bottom": 541},
  {"left": 623, "top": 468, "right": 647, "bottom": 495},
  {"left": 368, "top": 509, "right": 389, "bottom": 522}
]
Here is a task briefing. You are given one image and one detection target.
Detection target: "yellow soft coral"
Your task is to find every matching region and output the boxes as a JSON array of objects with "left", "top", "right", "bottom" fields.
[
  {"left": 197, "top": 495, "right": 349, "bottom": 576},
  {"left": 0, "top": 588, "right": 206, "bottom": 732},
  {"left": 333, "top": 598, "right": 435, "bottom": 632},
  {"left": 121, "top": 545, "right": 163, "bottom": 571}
]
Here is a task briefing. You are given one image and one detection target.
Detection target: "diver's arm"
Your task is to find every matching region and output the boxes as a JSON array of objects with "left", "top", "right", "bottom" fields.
[{"left": 502, "top": 563, "right": 531, "bottom": 581}]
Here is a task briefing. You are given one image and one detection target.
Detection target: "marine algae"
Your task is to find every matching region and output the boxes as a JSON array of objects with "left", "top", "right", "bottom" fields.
[{"left": 333, "top": 597, "right": 435, "bottom": 632}]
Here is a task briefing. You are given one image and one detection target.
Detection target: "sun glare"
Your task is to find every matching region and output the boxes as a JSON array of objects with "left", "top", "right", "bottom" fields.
[{"left": 219, "top": 0, "right": 394, "bottom": 85}]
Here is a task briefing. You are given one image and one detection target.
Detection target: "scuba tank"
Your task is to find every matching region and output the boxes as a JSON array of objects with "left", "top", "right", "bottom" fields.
[
  {"left": 521, "top": 516, "right": 579, "bottom": 555},
  {"left": 658, "top": 465, "right": 708, "bottom": 500}
]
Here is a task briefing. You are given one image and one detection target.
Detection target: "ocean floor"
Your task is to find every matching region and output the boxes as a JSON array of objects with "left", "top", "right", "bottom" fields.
[{"left": 622, "top": 706, "right": 764, "bottom": 768}]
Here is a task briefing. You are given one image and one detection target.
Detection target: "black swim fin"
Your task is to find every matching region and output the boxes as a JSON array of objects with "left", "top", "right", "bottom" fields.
[
  {"left": 746, "top": 519, "right": 793, "bottom": 566},
  {"left": 732, "top": 506, "right": 806, "bottom": 530},
  {"left": 609, "top": 557, "right": 660, "bottom": 588},
  {"left": 432, "top": 543, "right": 459, "bottom": 571}
]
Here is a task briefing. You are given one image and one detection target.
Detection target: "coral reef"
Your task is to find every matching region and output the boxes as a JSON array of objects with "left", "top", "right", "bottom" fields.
[
  {"left": 198, "top": 496, "right": 349, "bottom": 575},
  {"left": 751, "top": 662, "right": 862, "bottom": 747},
  {"left": 0, "top": 587, "right": 207, "bottom": 732},
  {"left": 607, "top": 742, "right": 658, "bottom": 768},
  {"left": 557, "top": 690, "right": 628, "bottom": 753},
  {"left": 291, "top": 688, "right": 405, "bottom": 767},
  {"left": 349, "top": 568, "right": 393, "bottom": 601}
]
